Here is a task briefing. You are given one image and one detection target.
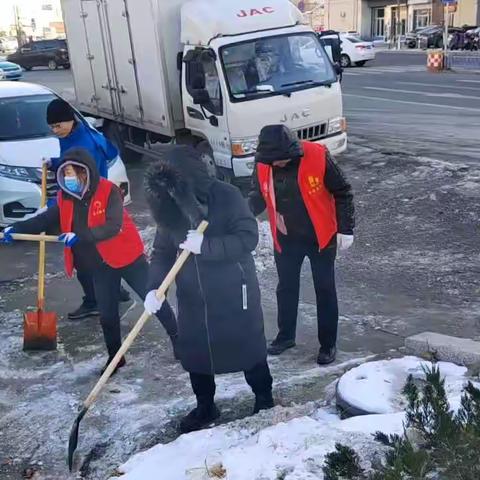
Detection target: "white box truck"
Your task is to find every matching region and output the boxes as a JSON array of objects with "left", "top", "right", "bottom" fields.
[{"left": 61, "top": 0, "right": 347, "bottom": 181}]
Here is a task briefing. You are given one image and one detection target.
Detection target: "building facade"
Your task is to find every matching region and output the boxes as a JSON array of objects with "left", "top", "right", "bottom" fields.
[{"left": 292, "top": 0, "right": 479, "bottom": 38}]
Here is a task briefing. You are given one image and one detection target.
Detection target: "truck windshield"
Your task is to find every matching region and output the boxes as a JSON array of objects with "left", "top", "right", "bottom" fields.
[
  {"left": 0, "top": 94, "right": 55, "bottom": 141},
  {"left": 220, "top": 33, "right": 337, "bottom": 101}
]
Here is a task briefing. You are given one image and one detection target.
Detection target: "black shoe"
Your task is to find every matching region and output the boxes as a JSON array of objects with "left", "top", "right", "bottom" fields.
[
  {"left": 180, "top": 402, "right": 220, "bottom": 434},
  {"left": 101, "top": 356, "right": 126, "bottom": 376},
  {"left": 267, "top": 338, "right": 296, "bottom": 356},
  {"left": 68, "top": 299, "right": 99, "bottom": 320},
  {"left": 317, "top": 346, "right": 337, "bottom": 365},
  {"left": 170, "top": 334, "right": 180, "bottom": 360},
  {"left": 253, "top": 393, "right": 274, "bottom": 414}
]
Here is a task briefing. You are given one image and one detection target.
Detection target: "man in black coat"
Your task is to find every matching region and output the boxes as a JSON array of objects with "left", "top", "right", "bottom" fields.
[
  {"left": 143, "top": 146, "right": 273, "bottom": 434},
  {"left": 249, "top": 125, "right": 355, "bottom": 365}
]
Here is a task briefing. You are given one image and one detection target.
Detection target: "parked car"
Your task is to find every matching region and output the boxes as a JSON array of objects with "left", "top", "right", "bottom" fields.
[
  {"left": 7, "top": 39, "right": 70, "bottom": 71},
  {"left": 404, "top": 26, "right": 435, "bottom": 49},
  {"left": 335, "top": 34, "right": 375, "bottom": 67},
  {"left": 417, "top": 26, "right": 467, "bottom": 49},
  {"left": 0, "top": 37, "right": 19, "bottom": 53},
  {"left": 0, "top": 61, "right": 23, "bottom": 81},
  {"left": 0, "top": 81, "right": 131, "bottom": 227}
]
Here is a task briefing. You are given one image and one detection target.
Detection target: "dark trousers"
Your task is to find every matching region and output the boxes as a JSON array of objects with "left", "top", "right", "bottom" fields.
[
  {"left": 77, "top": 270, "right": 128, "bottom": 306},
  {"left": 77, "top": 270, "right": 96, "bottom": 305},
  {"left": 189, "top": 361, "right": 273, "bottom": 403},
  {"left": 274, "top": 236, "right": 338, "bottom": 350},
  {"left": 92, "top": 255, "right": 178, "bottom": 357}
]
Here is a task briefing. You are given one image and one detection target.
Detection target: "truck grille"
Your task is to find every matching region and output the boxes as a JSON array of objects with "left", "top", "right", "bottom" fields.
[{"left": 295, "top": 123, "right": 327, "bottom": 141}]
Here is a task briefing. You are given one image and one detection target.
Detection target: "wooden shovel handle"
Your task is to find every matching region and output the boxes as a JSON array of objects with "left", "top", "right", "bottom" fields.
[
  {"left": 83, "top": 220, "right": 209, "bottom": 408},
  {"left": 38, "top": 162, "right": 48, "bottom": 305},
  {"left": 0, "top": 233, "right": 60, "bottom": 242}
]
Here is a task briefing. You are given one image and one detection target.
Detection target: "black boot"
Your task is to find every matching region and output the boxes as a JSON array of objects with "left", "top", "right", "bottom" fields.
[
  {"left": 101, "top": 355, "right": 126, "bottom": 376},
  {"left": 119, "top": 285, "right": 131, "bottom": 303},
  {"left": 317, "top": 346, "right": 336, "bottom": 365},
  {"left": 267, "top": 338, "right": 296, "bottom": 356},
  {"left": 253, "top": 392, "right": 274, "bottom": 414},
  {"left": 68, "top": 297, "right": 99, "bottom": 320},
  {"left": 180, "top": 398, "right": 220, "bottom": 434}
]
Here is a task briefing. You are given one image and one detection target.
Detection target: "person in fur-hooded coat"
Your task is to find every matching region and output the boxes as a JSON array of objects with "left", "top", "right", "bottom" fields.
[{"left": 143, "top": 146, "right": 273, "bottom": 434}]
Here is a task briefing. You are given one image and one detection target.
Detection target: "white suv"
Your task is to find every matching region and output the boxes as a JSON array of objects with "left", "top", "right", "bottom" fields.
[{"left": 0, "top": 81, "right": 131, "bottom": 227}]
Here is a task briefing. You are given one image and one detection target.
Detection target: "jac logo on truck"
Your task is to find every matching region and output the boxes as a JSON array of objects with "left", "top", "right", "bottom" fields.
[
  {"left": 280, "top": 109, "right": 311, "bottom": 123},
  {"left": 237, "top": 7, "right": 275, "bottom": 18}
]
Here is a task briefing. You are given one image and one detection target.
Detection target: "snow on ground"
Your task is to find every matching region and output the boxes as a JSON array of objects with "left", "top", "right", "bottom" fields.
[
  {"left": 114, "top": 406, "right": 405, "bottom": 480},
  {"left": 140, "top": 221, "right": 274, "bottom": 271},
  {"left": 252, "top": 221, "right": 274, "bottom": 272},
  {"left": 337, "top": 356, "right": 475, "bottom": 415},
  {"left": 113, "top": 356, "right": 478, "bottom": 480}
]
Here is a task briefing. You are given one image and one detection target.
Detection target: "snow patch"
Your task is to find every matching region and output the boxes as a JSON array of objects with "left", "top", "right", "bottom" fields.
[
  {"left": 114, "top": 406, "right": 404, "bottom": 480},
  {"left": 253, "top": 221, "right": 274, "bottom": 272},
  {"left": 337, "top": 356, "right": 472, "bottom": 415}
]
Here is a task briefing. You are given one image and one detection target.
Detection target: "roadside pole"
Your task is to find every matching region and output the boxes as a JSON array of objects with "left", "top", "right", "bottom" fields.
[{"left": 442, "top": 0, "right": 458, "bottom": 69}]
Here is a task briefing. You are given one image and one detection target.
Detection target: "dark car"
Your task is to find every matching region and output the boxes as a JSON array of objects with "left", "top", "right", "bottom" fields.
[{"left": 7, "top": 39, "right": 69, "bottom": 71}]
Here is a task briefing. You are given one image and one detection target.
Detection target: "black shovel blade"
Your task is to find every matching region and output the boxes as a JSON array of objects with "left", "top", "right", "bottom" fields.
[{"left": 68, "top": 406, "right": 88, "bottom": 471}]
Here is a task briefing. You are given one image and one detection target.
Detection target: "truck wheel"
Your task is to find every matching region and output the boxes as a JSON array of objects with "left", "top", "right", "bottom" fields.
[
  {"left": 196, "top": 141, "right": 218, "bottom": 178},
  {"left": 340, "top": 54, "right": 351, "bottom": 68},
  {"left": 48, "top": 60, "right": 58, "bottom": 70},
  {"left": 103, "top": 121, "right": 142, "bottom": 163}
]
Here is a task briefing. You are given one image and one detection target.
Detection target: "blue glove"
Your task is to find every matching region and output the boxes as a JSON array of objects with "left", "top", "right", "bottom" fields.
[
  {"left": 58, "top": 232, "right": 79, "bottom": 247},
  {"left": 1, "top": 226, "right": 15, "bottom": 244}
]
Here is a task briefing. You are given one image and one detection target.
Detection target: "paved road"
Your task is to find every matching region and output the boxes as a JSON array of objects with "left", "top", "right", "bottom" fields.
[
  {"left": 1, "top": 52, "right": 480, "bottom": 479},
  {"left": 342, "top": 57, "right": 480, "bottom": 164}
]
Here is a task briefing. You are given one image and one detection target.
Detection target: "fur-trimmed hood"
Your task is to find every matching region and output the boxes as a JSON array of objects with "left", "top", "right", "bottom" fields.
[{"left": 144, "top": 146, "right": 213, "bottom": 234}]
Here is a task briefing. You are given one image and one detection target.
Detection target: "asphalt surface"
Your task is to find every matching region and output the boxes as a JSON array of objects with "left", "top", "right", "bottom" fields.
[{"left": 1, "top": 51, "right": 480, "bottom": 479}]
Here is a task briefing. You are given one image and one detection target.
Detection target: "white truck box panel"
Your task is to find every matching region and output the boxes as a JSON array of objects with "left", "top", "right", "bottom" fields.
[
  {"left": 62, "top": 0, "right": 188, "bottom": 137},
  {"left": 62, "top": 0, "right": 116, "bottom": 116}
]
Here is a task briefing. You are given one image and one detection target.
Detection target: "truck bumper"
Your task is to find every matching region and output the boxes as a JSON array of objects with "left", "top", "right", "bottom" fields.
[
  {"left": 231, "top": 132, "right": 348, "bottom": 178},
  {"left": 317, "top": 132, "right": 348, "bottom": 156}
]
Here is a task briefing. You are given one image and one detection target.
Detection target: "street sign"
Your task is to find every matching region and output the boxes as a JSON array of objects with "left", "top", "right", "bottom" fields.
[{"left": 441, "top": 0, "right": 456, "bottom": 4}]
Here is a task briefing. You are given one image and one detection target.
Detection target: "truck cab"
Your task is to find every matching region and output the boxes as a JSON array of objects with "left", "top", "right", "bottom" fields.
[
  {"left": 61, "top": 0, "right": 346, "bottom": 181},
  {"left": 181, "top": 1, "right": 346, "bottom": 179}
]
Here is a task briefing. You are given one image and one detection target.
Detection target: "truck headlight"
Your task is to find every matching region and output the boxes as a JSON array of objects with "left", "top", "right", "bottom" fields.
[
  {"left": 327, "top": 117, "right": 347, "bottom": 135},
  {"left": 231, "top": 138, "right": 258, "bottom": 157},
  {"left": 0, "top": 164, "right": 33, "bottom": 181}
]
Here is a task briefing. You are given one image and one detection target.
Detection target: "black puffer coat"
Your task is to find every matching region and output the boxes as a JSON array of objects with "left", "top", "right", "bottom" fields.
[{"left": 145, "top": 146, "right": 267, "bottom": 375}]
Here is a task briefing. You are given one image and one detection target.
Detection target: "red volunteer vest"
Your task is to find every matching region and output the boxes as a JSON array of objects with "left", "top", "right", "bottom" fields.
[
  {"left": 257, "top": 141, "right": 337, "bottom": 252},
  {"left": 58, "top": 178, "right": 144, "bottom": 277}
]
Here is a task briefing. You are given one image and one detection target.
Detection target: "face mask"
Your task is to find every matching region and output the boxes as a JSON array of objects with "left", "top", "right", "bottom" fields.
[{"left": 64, "top": 176, "right": 83, "bottom": 194}]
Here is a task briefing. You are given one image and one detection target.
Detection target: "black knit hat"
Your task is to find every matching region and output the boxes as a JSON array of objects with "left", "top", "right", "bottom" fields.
[
  {"left": 46, "top": 99, "right": 75, "bottom": 124},
  {"left": 255, "top": 125, "right": 303, "bottom": 165}
]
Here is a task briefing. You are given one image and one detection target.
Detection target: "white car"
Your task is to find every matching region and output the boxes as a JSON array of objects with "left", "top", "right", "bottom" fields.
[
  {"left": 0, "top": 81, "right": 131, "bottom": 227},
  {"left": 338, "top": 34, "right": 375, "bottom": 68}
]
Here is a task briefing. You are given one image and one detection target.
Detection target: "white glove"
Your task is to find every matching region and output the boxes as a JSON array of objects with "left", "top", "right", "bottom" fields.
[
  {"left": 337, "top": 233, "right": 354, "bottom": 251},
  {"left": 144, "top": 290, "right": 165, "bottom": 315},
  {"left": 179, "top": 230, "right": 204, "bottom": 255}
]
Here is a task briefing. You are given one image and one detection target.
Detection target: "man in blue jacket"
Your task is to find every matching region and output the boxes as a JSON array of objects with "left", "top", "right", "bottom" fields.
[{"left": 46, "top": 99, "right": 130, "bottom": 319}]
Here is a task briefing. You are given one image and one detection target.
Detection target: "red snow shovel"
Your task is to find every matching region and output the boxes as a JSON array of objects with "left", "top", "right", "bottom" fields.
[
  {"left": 67, "top": 220, "right": 209, "bottom": 471},
  {"left": 23, "top": 163, "right": 57, "bottom": 351}
]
